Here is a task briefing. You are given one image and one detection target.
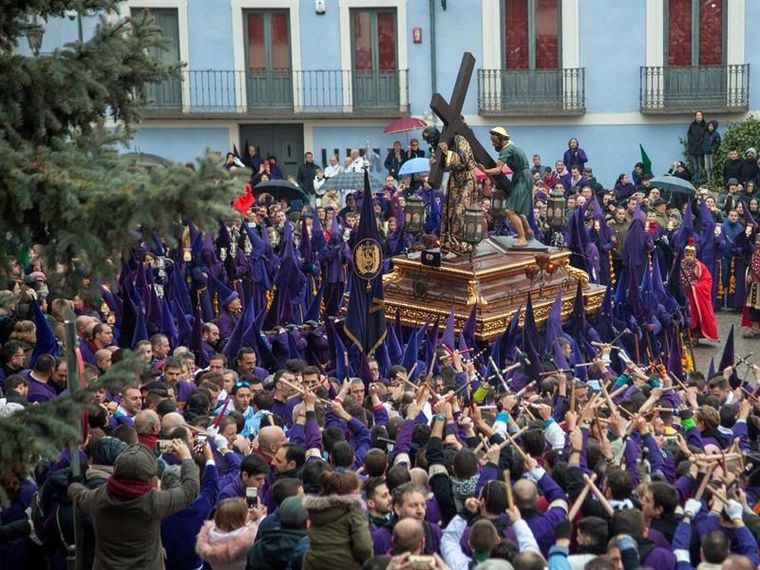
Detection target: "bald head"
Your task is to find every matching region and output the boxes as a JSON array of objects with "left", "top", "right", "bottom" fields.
[
  {"left": 513, "top": 479, "right": 538, "bottom": 510},
  {"left": 161, "top": 412, "right": 185, "bottom": 433},
  {"left": 392, "top": 517, "right": 424, "bottom": 555},
  {"left": 75, "top": 315, "right": 96, "bottom": 337},
  {"left": 722, "top": 555, "right": 754, "bottom": 570},
  {"left": 134, "top": 410, "right": 160, "bottom": 435},
  {"left": 409, "top": 468, "right": 428, "bottom": 490},
  {"left": 258, "top": 425, "right": 286, "bottom": 455}
]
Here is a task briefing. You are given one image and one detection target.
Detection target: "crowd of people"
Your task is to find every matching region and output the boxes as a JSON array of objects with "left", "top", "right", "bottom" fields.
[{"left": 1, "top": 120, "right": 760, "bottom": 570}]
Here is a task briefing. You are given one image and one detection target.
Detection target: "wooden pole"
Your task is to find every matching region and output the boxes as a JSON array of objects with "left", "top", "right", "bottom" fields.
[
  {"left": 568, "top": 473, "right": 597, "bottom": 521},
  {"left": 584, "top": 474, "right": 615, "bottom": 517}
]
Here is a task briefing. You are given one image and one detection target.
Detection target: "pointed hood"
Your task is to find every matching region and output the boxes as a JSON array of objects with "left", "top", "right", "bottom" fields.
[
  {"left": 441, "top": 307, "right": 456, "bottom": 351},
  {"left": 160, "top": 298, "right": 178, "bottom": 350},
  {"left": 522, "top": 294, "right": 542, "bottom": 381},
  {"left": 172, "top": 300, "right": 192, "bottom": 348},
  {"left": 401, "top": 325, "right": 420, "bottom": 381},
  {"left": 189, "top": 304, "right": 207, "bottom": 367},
  {"left": 460, "top": 304, "right": 477, "bottom": 353},
  {"left": 718, "top": 325, "right": 738, "bottom": 387},
  {"left": 387, "top": 322, "right": 403, "bottom": 366},
  {"left": 31, "top": 299, "right": 58, "bottom": 366}
]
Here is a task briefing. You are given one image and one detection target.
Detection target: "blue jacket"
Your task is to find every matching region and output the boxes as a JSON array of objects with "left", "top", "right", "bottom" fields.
[{"left": 161, "top": 463, "right": 219, "bottom": 570}]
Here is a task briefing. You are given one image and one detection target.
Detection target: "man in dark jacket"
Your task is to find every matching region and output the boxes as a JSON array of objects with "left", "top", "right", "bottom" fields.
[
  {"left": 686, "top": 110, "right": 707, "bottom": 182},
  {"left": 385, "top": 141, "right": 404, "bottom": 180},
  {"left": 723, "top": 149, "right": 742, "bottom": 184},
  {"left": 739, "top": 147, "right": 759, "bottom": 185},
  {"left": 297, "top": 152, "right": 321, "bottom": 204},
  {"left": 247, "top": 495, "right": 308, "bottom": 570}
]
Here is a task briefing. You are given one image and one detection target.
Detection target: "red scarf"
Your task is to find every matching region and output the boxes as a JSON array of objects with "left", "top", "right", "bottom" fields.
[
  {"left": 106, "top": 477, "right": 156, "bottom": 501},
  {"left": 137, "top": 433, "right": 158, "bottom": 453}
]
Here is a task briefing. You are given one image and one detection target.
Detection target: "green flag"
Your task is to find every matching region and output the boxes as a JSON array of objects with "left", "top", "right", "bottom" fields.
[{"left": 639, "top": 144, "right": 653, "bottom": 177}]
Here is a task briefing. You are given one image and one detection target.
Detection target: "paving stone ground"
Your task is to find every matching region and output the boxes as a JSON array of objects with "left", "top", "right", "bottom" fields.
[{"left": 691, "top": 310, "right": 757, "bottom": 374}]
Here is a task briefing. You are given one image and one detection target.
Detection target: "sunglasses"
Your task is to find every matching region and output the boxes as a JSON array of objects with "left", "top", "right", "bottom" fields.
[{"left": 235, "top": 381, "right": 250, "bottom": 388}]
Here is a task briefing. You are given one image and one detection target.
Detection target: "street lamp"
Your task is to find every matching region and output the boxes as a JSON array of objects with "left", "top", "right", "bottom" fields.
[
  {"left": 404, "top": 195, "right": 427, "bottom": 235},
  {"left": 25, "top": 17, "right": 45, "bottom": 56},
  {"left": 546, "top": 187, "right": 566, "bottom": 230},
  {"left": 462, "top": 204, "right": 484, "bottom": 246},
  {"left": 490, "top": 188, "right": 507, "bottom": 219}
]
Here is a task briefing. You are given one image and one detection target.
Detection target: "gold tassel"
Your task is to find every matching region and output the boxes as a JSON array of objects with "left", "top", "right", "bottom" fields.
[
  {"left": 729, "top": 257, "right": 736, "bottom": 295},
  {"left": 213, "top": 292, "right": 219, "bottom": 317},
  {"left": 609, "top": 252, "right": 616, "bottom": 285},
  {"left": 265, "top": 289, "right": 274, "bottom": 311},
  {"left": 716, "top": 261, "right": 724, "bottom": 297}
]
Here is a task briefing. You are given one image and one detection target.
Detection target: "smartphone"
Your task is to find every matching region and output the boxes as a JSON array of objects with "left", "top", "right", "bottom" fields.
[
  {"left": 246, "top": 486, "right": 258, "bottom": 508},
  {"left": 156, "top": 439, "right": 174, "bottom": 454},
  {"left": 408, "top": 555, "right": 435, "bottom": 569},
  {"left": 193, "top": 434, "right": 207, "bottom": 454}
]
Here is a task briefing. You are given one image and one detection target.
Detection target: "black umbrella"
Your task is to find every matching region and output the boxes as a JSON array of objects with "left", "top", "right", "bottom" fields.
[
  {"left": 253, "top": 179, "right": 306, "bottom": 202},
  {"left": 650, "top": 175, "right": 696, "bottom": 196},
  {"left": 320, "top": 171, "right": 383, "bottom": 193}
]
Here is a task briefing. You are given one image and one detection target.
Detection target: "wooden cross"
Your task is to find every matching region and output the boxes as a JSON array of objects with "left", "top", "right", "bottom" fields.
[{"left": 428, "top": 52, "right": 503, "bottom": 189}]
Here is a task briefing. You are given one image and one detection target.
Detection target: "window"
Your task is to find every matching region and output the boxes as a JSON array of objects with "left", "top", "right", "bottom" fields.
[
  {"left": 131, "top": 7, "right": 181, "bottom": 108},
  {"left": 351, "top": 9, "right": 397, "bottom": 73},
  {"left": 504, "top": 0, "right": 559, "bottom": 70},
  {"left": 244, "top": 10, "right": 292, "bottom": 109},
  {"left": 246, "top": 11, "right": 290, "bottom": 73},
  {"left": 666, "top": 0, "right": 724, "bottom": 66},
  {"left": 350, "top": 9, "right": 399, "bottom": 109}
]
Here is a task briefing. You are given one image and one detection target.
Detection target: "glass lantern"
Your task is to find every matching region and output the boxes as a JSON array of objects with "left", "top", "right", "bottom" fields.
[
  {"left": 490, "top": 188, "right": 507, "bottom": 219},
  {"left": 547, "top": 187, "right": 566, "bottom": 229},
  {"left": 462, "top": 205, "right": 485, "bottom": 245},
  {"left": 404, "top": 195, "right": 427, "bottom": 234}
]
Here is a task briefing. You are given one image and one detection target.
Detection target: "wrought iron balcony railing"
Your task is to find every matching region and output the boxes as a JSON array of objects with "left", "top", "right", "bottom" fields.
[
  {"left": 640, "top": 65, "right": 749, "bottom": 113},
  {"left": 142, "top": 69, "right": 409, "bottom": 117},
  {"left": 477, "top": 68, "right": 585, "bottom": 116}
]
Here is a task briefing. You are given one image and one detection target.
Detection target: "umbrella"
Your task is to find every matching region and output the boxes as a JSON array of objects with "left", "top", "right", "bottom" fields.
[
  {"left": 650, "top": 175, "right": 695, "bottom": 196},
  {"left": 474, "top": 164, "right": 512, "bottom": 181},
  {"left": 253, "top": 179, "right": 306, "bottom": 201},
  {"left": 398, "top": 157, "right": 431, "bottom": 176},
  {"left": 384, "top": 116, "right": 427, "bottom": 134},
  {"left": 319, "top": 171, "right": 383, "bottom": 193}
]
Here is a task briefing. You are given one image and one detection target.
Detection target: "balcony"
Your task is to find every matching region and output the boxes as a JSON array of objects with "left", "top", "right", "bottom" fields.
[
  {"left": 477, "top": 68, "right": 585, "bottom": 116},
  {"left": 640, "top": 65, "right": 749, "bottom": 114},
  {"left": 142, "top": 69, "right": 409, "bottom": 119}
]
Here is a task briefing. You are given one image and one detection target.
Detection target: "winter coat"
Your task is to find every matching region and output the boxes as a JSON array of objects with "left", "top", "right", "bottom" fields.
[
  {"left": 739, "top": 156, "right": 759, "bottom": 185},
  {"left": 686, "top": 119, "right": 708, "bottom": 155},
  {"left": 297, "top": 162, "right": 321, "bottom": 196},
  {"left": 563, "top": 148, "right": 588, "bottom": 171},
  {"left": 246, "top": 527, "right": 308, "bottom": 570},
  {"left": 196, "top": 520, "right": 258, "bottom": 570},
  {"left": 724, "top": 158, "right": 742, "bottom": 184},
  {"left": 702, "top": 122, "right": 721, "bottom": 155},
  {"left": 302, "top": 494, "right": 373, "bottom": 570},
  {"left": 68, "top": 457, "right": 199, "bottom": 570}
]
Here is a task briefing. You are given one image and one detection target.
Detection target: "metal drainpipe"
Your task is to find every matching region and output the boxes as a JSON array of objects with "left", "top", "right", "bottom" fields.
[{"left": 429, "top": 0, "right": 437, "bottom": 97}]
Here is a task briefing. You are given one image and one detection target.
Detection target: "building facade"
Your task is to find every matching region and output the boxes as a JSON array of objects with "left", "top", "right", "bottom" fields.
[{"left": 34, "top": 0, "right": 758, "bottom": 186}]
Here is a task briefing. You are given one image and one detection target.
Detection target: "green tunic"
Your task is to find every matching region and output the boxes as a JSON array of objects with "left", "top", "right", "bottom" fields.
[{"left": 498, "top": 141, "right": 532, "bottom": 217}]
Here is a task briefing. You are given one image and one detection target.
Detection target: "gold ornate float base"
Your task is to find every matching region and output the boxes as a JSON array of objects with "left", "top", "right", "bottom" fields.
[{"left": 382, "top": 237, "right": 606, "bottom": 341}]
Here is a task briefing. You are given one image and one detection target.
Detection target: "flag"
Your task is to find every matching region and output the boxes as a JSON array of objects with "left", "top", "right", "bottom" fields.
[
  {"left": 639, "top": 143, "right": 652, "bottom": 177},
  {"left": 344, "top": 169, "right": 387, "bottom": 356}
]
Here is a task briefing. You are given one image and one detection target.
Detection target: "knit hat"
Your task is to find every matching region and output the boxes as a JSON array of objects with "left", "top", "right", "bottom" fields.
[
  {"left": 112, "top": 444, "right": 158, "bottom": 481},
  {"left": 746, "top": 147, "right": 757, "bottom": 157},
  {"left": 279, "top": 496, "right": 308, "bottom": 529},
  {"left": 92, "top": 437, "right": 128, "bottom": 467}
]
